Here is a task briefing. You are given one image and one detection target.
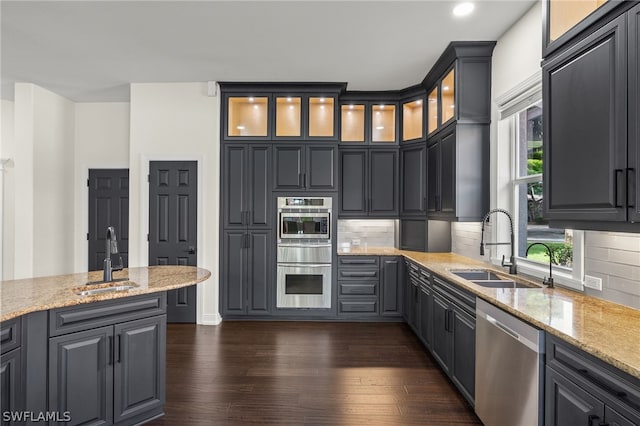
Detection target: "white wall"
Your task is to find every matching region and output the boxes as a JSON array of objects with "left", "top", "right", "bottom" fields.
[
  {"left": 9, "top": 84, "right": 75, "bottom": 279},
  {"left": 451, "top": 2, "right": 640, "bottom": 310},
  {"left": 73, "top": 103, "right": 130, "bottom": 272},
  {"left": 1, "top": 100, "right": 15, "bottom": 280},
  {"left": 129, "top": 83, "right": 220, "bottom": 324}
]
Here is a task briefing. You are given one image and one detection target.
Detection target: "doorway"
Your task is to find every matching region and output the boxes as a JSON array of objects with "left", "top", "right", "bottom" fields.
[{"left": 148, "top": 161, "right": 198, "bottom": 323}]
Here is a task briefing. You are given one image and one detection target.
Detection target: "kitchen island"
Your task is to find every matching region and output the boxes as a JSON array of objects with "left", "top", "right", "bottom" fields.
[{"left": 0, "top": 265, "right": 210, "bottom": 425}]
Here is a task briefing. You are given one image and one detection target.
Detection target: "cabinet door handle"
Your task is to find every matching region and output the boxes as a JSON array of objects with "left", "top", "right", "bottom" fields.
[
  {"left": 444, "top": 309, "right": 449, "bottom": 332},
  {"left": 303, "top": 173, "right": 307, "bottom": 188},
  {"left": 614, "top": 169, "right": 624, "bottom": 208},
  {"left": 116, "top": 334, "right": 122, "bottom": 363},
  {"left": 587, "top": 415, "right": 602, "bottom": 426},
  {"left": 108, "top": 335, "right": 113, "bottom": 365},
  {"left": 423, "top": 196, "right": 427, "bottom": 211},
  {"left": 627, "top": 168, "right": 636, "bottom": 208}
]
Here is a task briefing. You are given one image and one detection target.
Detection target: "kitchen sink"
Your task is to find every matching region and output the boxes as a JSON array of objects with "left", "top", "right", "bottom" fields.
[
  {"left": 451, "top": 269, "right": 538, "bottom": 289},
  {"left": 470, "top": 280, "right": 534, "bottom": 289},
  {"left": 451, "top": 270, "right": 502, "bottom": 281},
  {"left": 74, "top": 282, "right": 138, "bottom": 296}
]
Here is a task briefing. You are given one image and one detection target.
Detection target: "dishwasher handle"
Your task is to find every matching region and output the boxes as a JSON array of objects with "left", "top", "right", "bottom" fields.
[{"left": 486, "top": 314, "right": 520, "bottom": 341}]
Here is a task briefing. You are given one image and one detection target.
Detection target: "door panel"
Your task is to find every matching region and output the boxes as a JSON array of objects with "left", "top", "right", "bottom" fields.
[
  {"left": 1, "top": 348, "right": 22, "bottom": 425},
  {"left": 440, "top": 130, "right": 456, "bottom": 214},
  {"left": 431, "top": 294, "right": 450, "bottom": 374},
  {"left": 427, "top": 143, "right": 440, "bottom": 213},
  {"left": 451, "top": 308, "right": 475, "bottom": 403},
  {"left": 630, "top": 4, "right": 640, "bottom": 222},
  {"left": 248, "top": 231, "right": 272, "bottom": 314},
  {"left": 339, "top": 149, "right": 368, "bottom": 215},
  {"left": 49, "top": 326, "right": 113, "bottom": 426},
  {"left": 545, "top": 367, "right": 604, "bottom": 426},
  {"left": 401, "top": 144, "right": 426, "bottom": 215},
  {"left": 249, "top": 145, "right": 272, "bottom": 227},
  {"left": 114, "top": 316, "right": 166, "bottom": 423},
  {"left": 223, "top": 145, "right": 247, "bottom": 228},
  {"left": 307, "top": 145, "right": 337, "bottom": 190},
  {"left": 149, "top": 161, "right": 198, "bottom": 323},
  {"left": 222, "top": 231, "right": 247, "bottom": 314},
  {"left": 88, "top": 169, "right": 129, "bottom": 271},
  {"left": 369, "top": 149, "right": 398, "bottom": 216},
  {"left": 273, "top": 146, "right": 303, "bottom": 190}
]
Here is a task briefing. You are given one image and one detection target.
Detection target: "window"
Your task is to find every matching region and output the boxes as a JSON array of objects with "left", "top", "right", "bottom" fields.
[{"left": 497, "top": 75, "right": 584, "bottom": 290}]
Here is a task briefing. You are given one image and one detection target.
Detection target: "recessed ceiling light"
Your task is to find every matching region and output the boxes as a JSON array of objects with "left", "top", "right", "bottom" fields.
[
  {"left": 416, "top": 100, "right": 422, "bottom": 105},
  {"left": 376, "top": 126, "right": 385, "bottom": 130},
  {"left": 319, "top": 97, "right": 325, "bottom": 103},
  {"left": 443, "top": 86, "right": 450, "bottom": 91},
  {"left": 248, "top": 97, "right": 254, "bottom": 102},
  {"left": 286, "top": 97, "right": 292, "bottom": 102},
  {"left": 379, "top": 105, "right": 384, "bottom": 109},
  {"left": 453, "top": 2, "right": 474, "bottom": 17},
  {"left": 349, "top": 105, "right": 354, "bottom": 110}
]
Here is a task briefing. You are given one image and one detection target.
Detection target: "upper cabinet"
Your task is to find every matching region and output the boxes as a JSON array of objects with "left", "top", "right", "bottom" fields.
[
  {"left": 339, "top": 97, "right": 399, "bottom": 145},
  {"left": 542, "top": 2, "right": 640, "bottom": 231},
  {"left": 424, "top": 42, "right": 495, "bottom": 137},
  {"left": 401, "top": 86, "right": 427, "bottom": 143},
  {"left": 220, "top": 83, "right": 344, "bottom": 141},
  {"left": 543, "top": 0, "right": 627, "bottom": 57}
]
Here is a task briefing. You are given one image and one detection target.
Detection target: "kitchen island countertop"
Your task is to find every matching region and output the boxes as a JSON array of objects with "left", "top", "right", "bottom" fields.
[{"left": 0, "top": 265, "right": 211, "bottom": 322}]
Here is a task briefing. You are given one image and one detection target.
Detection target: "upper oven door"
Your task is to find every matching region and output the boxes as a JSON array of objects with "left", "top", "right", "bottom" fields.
[{"left": 279, "top": 212, "right": 330, "bottom": 240}]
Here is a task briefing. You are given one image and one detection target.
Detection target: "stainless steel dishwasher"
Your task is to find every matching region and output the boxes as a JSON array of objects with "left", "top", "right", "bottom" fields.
[{"left": 475, "top": 298, "right": 544, "bottom": 426}]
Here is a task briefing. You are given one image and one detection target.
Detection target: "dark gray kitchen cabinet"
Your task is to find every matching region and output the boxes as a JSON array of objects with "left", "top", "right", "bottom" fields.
[
  {"left": 222, "top": 230, "right": 272, "bottom": 316},
  {"left": 545, "top": 334, "right": 640, "bottom": 426},
  {"left": 427, "top": 124, "right": 488, "bottom": 221},
  {"left": 113, "top": 316, "right": 166, "bottom": 423},
  {"left": 223, "top": 144, "right": 271, "bottom": 229},
  {"left": 49, "top": 315, "right": 166, "bottom": 426},
  {"left": 400, "top": 143, "right": 427, "bottom": 216},
  {"left": 543, "top": 14, "right": 628, "bottom": 223},
  {"left": 380, "top": 256, "right": 403, "bottom": 317},
  {"left": 338, "top": 148, "right": 398, "bottom": 217},
  {"left": 404, "top": 261, "right": 421, "bottom": 333},
  {"left": 431, "top": 276, "right": 476, "bottom": 405},
  {"left": 337, "top": 256, "right": 380, "bottom": 318},
  {"left": 49, "top": 326, "right": 114, "bottom": 425},
  {"left": 418, "top": 276, "right": 433, "bottom": 349},
  {"left": 273, "top": 144, "right": 337, "bottom": 191},
  {"left": 629, "top": 3, "right": 640, "bottom": 224},
  {"left": 1, "top": 348, "right": 22, "bottom": 426}
]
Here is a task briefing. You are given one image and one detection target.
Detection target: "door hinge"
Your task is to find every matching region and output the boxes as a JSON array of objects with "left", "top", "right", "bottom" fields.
[
  {"left": 147, "top": 174, "right": 150, "bottom": 183},
  {"left": 87, "top": 178, "right": 90, "bottom": 187},
  {"left": 86, "top": 233, "right": 89, "bottom": 240},
  {"left": 147, "top": 234, "right": 150, "bottom": 241}
]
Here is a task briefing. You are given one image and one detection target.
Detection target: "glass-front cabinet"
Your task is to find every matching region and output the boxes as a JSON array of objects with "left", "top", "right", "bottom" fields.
[
  {"left": 427, "top": 88, "right": 438, "bottom": 135},
  {"left": 371, "top": 104, "right": 397, "bottom": 143},
  {"left": 402, "top": 98, "right": 424, "bottom": 142},
  {"left": 543, "top": 0, "right": 625, "bottom": 57},
  {"left": 427, "top": 66, "right": 456, "bottom": 136},
  {"left": 308, "top": 97, "right": 335, "bottom": 138},
  {"left": 341, "top": 104, "right": 366, "bottom": 142},
  {"left": 227, "top": 96, "right": 269, "bottom": 138},
  {"left": 275, "top": 96, "right": 302, "bottom": 137}
]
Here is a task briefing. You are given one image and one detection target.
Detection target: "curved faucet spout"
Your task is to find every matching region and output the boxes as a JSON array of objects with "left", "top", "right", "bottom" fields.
[
  {"left": 526, "top": 242, "right": 555, "bottom": 288},
  {"left": 480, "top": 209, "right": 517, "bottom": 275},
  {"left": 103, "top": 226, "right": 123, "bottom": 282}
]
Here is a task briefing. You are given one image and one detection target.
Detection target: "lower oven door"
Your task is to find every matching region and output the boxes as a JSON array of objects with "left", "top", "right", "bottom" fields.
[{"left": 277, "top": 263, "right": 332, "bottom": 309}]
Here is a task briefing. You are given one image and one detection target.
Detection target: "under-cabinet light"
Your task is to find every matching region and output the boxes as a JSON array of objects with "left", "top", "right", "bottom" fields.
[
  {"left": 286, "top": 97, "right": 292, "bottom": 102},
  {"left": 248, "top": 97, "right": 254, "bottom": 102},
  {"left": 416, "top": 100, "right": 422, "bottom": 105},
  {"left": 376, "top": 126, "right": 385, "bottom": 130}
]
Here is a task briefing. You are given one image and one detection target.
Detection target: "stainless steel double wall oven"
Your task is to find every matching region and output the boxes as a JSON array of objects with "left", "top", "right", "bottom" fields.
[{"left": 277, "top": 197, "right": 332, "bottom": 309}]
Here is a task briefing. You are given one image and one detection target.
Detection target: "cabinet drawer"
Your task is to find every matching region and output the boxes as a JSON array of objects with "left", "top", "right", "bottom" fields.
[
  {"left": 339, "top": 299, "right": 378, "bottom": 314},
  {"left": 339, "top": 282, "right": 377, "bottom": 296},
  {"left": 547, "top": 335, "right": 640, "bottom": 411},
  {"left": 0, "top": 317, "right": 21, "bottom": 355},
  {"left": 50, "top": 292, "right": 167, "bottom": 337},
  {"left": 338, "top": 256, "right": 379, "bottom": 267},
  {"left": 338, "top": 268, "right": 379, "bottom": 281}
]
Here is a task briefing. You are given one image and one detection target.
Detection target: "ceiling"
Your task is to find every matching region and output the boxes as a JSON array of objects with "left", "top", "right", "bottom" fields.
[{"left": 1, "top": 0, "right": 536, "bottom": 102}]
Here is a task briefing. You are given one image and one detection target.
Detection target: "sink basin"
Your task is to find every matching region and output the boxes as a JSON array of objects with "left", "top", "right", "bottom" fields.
[
  {"left": 74, "top": 282, "right": 138, "bottom": 296},
  {"left": 471, "top": 280, "right": 534, "bottom": 289},
  {"left": 451, "top": 270, "right": 502, "bottom": 281}
]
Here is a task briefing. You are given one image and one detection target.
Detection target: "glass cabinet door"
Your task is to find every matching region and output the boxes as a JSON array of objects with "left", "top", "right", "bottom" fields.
[
  {"left": 441, "top": 68, "right": 455, "bottom": 124},
  {"left": 276, "top": 96, "right": 302, "bottom": 137},
  {"left": 402, "top": 99, "right": 424, "bottom": 141},
  {"left": 309, "top": 97, "right": 335, "bottom": 137},
  {"left": 341, "top": 104, "right": 365, "bottom": 142},
  {"left": 372, "top": 104, "right": 396, "bottom": 143},
  {"left": 427, "top": 88, "right": 439, "bottom": 135},
  {"left": 549, "top": 0, "right": 607, "bottom": 43},
  {"left": 227, "top": 96, "right": 269, "bottom": 137}
]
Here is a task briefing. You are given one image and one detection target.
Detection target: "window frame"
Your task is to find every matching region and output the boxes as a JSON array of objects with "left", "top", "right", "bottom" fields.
[{"left": 496, "top": 72, "right": 584, "bottom": 291}]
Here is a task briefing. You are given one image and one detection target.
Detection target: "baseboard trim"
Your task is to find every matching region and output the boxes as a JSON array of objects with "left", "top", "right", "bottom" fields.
[{"left": 198, "top": 312, "right": 222, "bottom": 325}]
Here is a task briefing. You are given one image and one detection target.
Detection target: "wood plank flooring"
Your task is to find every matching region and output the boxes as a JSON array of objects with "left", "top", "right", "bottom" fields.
[{"left": 148, "top": 321, "right": 482, "bottom": 425}]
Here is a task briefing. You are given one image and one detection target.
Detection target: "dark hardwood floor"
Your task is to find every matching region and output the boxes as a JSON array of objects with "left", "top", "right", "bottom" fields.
[{"left": 148, "top": 321, "right": 482, "bottom": 425}]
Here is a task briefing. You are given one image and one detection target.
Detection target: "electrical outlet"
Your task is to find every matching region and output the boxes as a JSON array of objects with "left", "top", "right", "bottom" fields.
[
  {"left": 351, "top": 239, "right": 361, "bottom": 246},
  {"left": 584, "top": 275, "right": 603, "bottom": 291}
]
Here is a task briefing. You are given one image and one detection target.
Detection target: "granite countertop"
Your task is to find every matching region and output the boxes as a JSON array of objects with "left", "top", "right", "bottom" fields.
[
  {"left": 0, "top": 265, "right": 211, "bottom": 322},
  {"left": 339, "top": 247, "right": 640, "bottom": 380}
]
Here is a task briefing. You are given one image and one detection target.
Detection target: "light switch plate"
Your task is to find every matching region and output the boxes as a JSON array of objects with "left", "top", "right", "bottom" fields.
[{"left": 584, "top": 275, "right": 603, "bottom": 291}]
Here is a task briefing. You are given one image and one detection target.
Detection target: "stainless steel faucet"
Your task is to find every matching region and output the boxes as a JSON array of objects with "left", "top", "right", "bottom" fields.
[
  {"left": 103, "top": 226, "right": 123, "bottom": 282},
  {"left": 525, "top": 242, "right": 554, "bottom": 288},
  {"left": 480, "top": 208, "right": 517, "bottom": 275}
]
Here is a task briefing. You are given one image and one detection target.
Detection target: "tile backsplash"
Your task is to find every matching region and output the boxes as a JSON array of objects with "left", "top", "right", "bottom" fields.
[{"left": 337, "top": 219, "right": 396, "bottom": 248}]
